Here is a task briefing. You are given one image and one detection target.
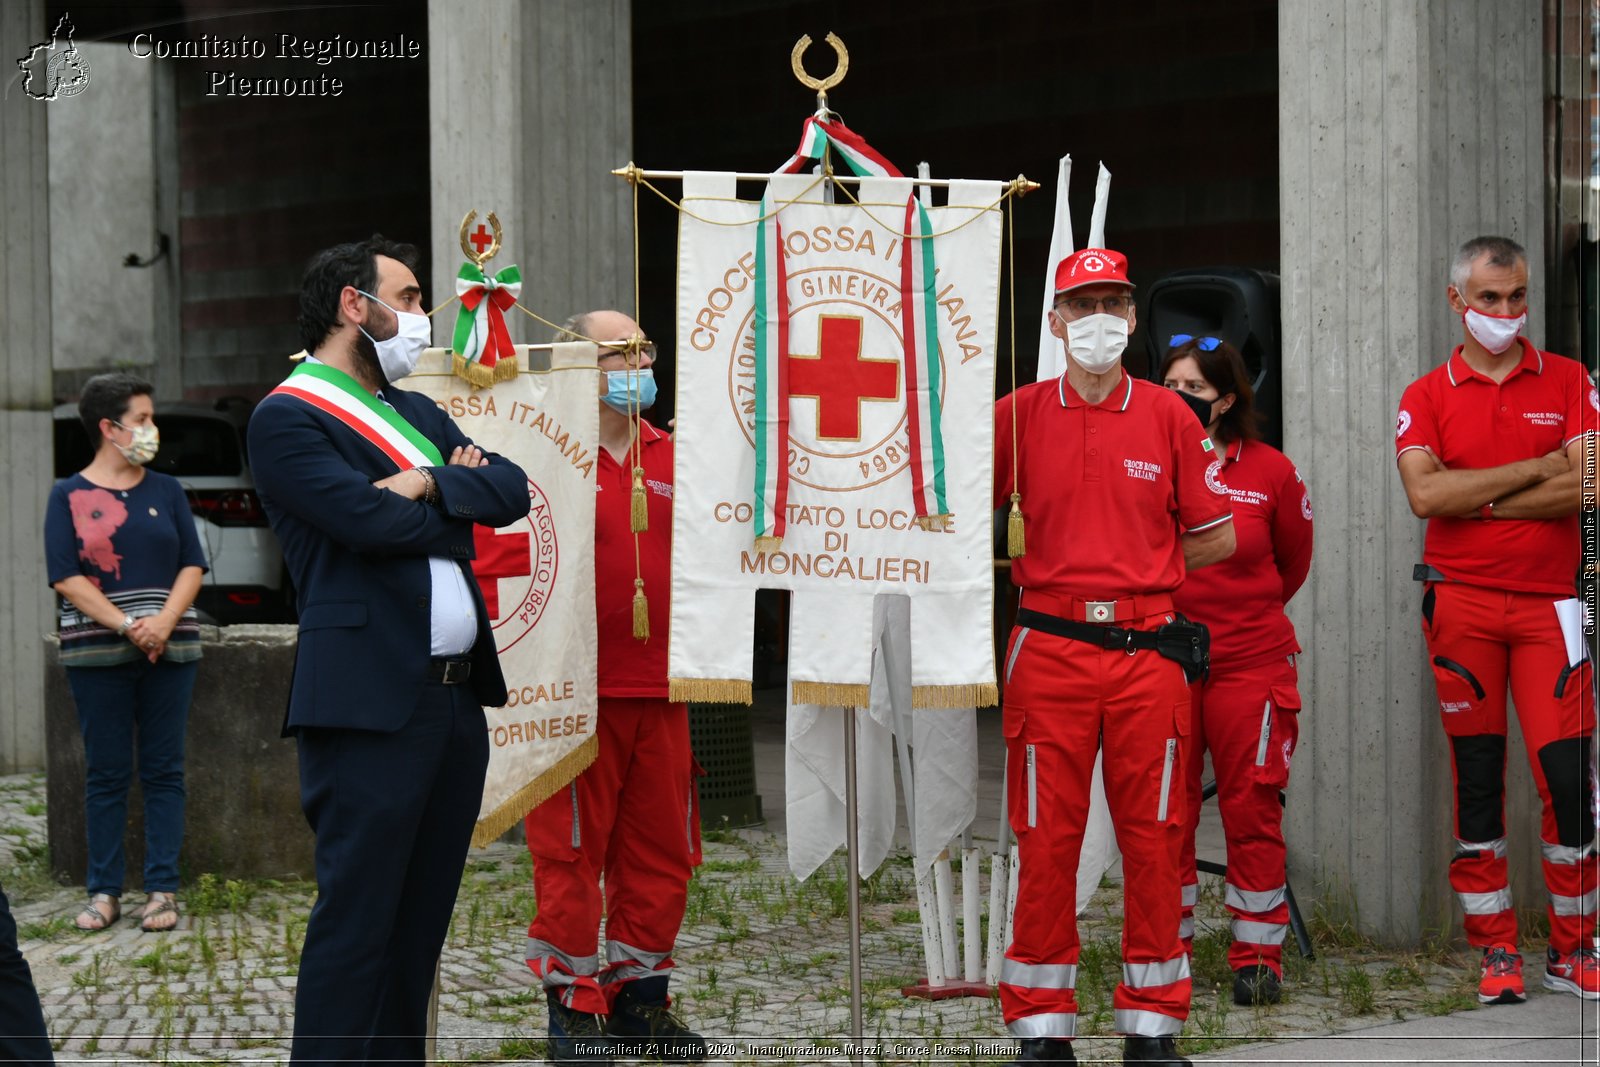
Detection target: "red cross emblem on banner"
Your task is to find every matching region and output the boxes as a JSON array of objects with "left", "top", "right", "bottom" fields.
[
  {"left": 789, "top": 314, "right": 900, "bottom": 441},
  {"left": 468, "top": 224, "right": 494, "bottom": 255},
  {"left": 471, "top": 525, "right": 532, "bottom": 620}
]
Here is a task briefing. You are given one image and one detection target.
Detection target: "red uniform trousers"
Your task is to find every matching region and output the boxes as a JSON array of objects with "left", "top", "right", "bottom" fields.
[
  {"left": 1422, "top": 582, "right": 1598, "bottom": 953},
  {"left": 525, "top": 699, "right": 700, "bottom": 1014},
  {"left": 1177, "top": 656, "right": 1301, "bottom": 976},
  {"left": 998, "top": 610, "right": 1193, "bottom": 1040}
]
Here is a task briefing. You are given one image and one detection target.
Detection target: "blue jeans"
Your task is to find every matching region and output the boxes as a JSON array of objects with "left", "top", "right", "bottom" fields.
[{"left": 65, "top": 659, "right": 197, "bottom": 896}]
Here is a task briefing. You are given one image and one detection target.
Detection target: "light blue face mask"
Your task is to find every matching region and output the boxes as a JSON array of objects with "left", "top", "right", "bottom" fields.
[{"left": 602, "top": 368, "right": 657, "bottom": 413}]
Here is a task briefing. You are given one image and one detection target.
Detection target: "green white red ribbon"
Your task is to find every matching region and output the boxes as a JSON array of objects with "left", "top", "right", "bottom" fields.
[
  {"left": 900, "top": 194, "right": 948, "bottom": 520},
  {"left": 751, "top": 191, "right": 790, "bottom": 549},
  {"left": 778, "top": 116, "right": 902, "bottom": 178},
  {"left": 270, "top": 361, "right": 444, "bottom": 471},
  {"left": 451, "top": 262, "right": 522, "bottom": 369}
]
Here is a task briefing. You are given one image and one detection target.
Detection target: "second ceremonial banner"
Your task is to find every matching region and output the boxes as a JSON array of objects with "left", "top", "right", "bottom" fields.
[{"left": 407, "top": 343, "right": 601, "bottom": 844}]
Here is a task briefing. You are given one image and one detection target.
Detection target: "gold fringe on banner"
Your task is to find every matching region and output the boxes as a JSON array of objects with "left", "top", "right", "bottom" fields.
[
  {"left": 492, "top": 355, "right": 519, "bottom": 382},
  {"left": 630, "top": 467, "right": 648, "bottom": 532},
  {"left": 668, "top": 678, "right": 754, "bottom": 705},
  {"left": 632, "top": 578, "right": 650, "bottom": 640},
  {"left": 452, "top": 353, "right": 495, "bottom": 390},
  {"left": 1007, "top": 493, "right": 1026, "bottom": 558},
  {"left": 791, "top": 681, "right": 873, "bottom": 708},
  {"left": 914, "top": 513, "right": 953, "bottom": 532},
  {"left": 912, "top": 683, "right": 1000, "bottom": 709},
  {"left": 753, "top": 534, "right": 784, "bottom": 555},
  {"left": 469, "top": 733, "right": 598, "bottom": 848}
]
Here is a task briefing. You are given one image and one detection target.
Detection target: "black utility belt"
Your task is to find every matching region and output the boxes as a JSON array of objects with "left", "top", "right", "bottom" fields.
[{"left": 1016, "top": 608, "right": 1211, "bottom": 683}]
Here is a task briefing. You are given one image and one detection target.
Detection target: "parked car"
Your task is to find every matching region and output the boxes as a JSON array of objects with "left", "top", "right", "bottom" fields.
[{"left": 52, "top": 399, "right": 295, "bottom": 624}]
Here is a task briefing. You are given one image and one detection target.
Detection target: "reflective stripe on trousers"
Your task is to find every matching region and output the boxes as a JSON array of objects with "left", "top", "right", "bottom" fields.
[
  {"left": 1543, "top": 838, "right": 1598, "bottom": 865},
  {"left": 1000, "top": 958, "right": 1078, "bottom": 990},
  {"left": 1008, "top": 1012, "right": 1076, "bottom": 1039},
  {"left": 1231, "top": 920, "right": 1287, "bottom": 946},
  {"left": 1225, "top": 883, "right": 1286, "bottom": 914},
  {"left": 602, "top": 938, "right": 674, "bottom": 984},
  {"left": 1458, "top": 888, "right": 1514, "bottom": 915},
  {"left": 527, "top": 937, "right": 600, "bottom": 1000},
  {"left": 1550, "top": 887, "right": 1600, "bottom": 917},
  {"left": 1113, "top": 1008, "right": 1183, "bottom": 1037},
  {"left": 1457, "top": 837, "right": 1508, "bottom": 860},
  {"left": 1122, "top": 957, "right": 1190, "bottom": 989}
]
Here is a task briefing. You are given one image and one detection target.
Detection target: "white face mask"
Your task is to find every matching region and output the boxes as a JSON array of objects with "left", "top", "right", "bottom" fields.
[
  {"left": 1062, "top": 312, "right": 1129, "bottom": 374},
  {"left": 356, "top": 289, "right": 432, "bottom": 383},
  {"left": 1463, "top": 307, "right": 1525, "bottom": 355}
]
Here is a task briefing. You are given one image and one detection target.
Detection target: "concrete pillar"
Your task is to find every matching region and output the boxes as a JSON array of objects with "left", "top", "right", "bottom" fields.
[
  {"left": 426, "top": 0, "right": 632, "bottom": 341},
  {"left": 1280, "top": 0, "right": 1547, "bottom": 942},
  {"left": 0, "top": 0, "right": 55, "bottom": 772}
]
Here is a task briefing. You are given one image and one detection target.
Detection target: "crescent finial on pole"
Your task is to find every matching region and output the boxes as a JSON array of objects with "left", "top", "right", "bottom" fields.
[{"left": 791, "top": 32, "right": 848, "bottom": 110}]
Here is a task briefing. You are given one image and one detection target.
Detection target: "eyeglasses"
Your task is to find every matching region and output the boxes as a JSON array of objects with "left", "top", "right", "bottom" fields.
[
  {"left": 1169, "top": 334, "right": 1222, "bottom": 351},
  {"left": 1057, "top": 295, "right": 1131, "bottom": 317},
  {"left": 596, "top": 340, "right": 657, "bottom": 367}
]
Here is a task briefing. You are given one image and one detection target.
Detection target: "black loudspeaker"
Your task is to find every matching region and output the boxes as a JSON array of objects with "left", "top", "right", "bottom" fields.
[{"left": 1140, "top": 268, "right": 1282, "bottom": 449}]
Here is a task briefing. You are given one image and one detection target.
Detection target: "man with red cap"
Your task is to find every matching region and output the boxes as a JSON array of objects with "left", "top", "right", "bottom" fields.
[
  {"left": 994, "top": 248, "right": 1235, "bottom": 1065},
  {"left": 524, "top": 310, "right": 705, "bottom": 1066},
  {"left": 1396, "top": 236, "right": 1598, "bottom": 1006}
]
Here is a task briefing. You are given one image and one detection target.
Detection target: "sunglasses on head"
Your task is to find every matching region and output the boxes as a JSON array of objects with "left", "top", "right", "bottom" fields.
[{"left": 1169, "top": 334, "right": 1222, "bottom": 351}]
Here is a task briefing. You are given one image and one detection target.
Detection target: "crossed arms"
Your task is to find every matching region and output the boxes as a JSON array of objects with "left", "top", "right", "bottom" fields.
[{"left": 1397, "top": 435, "right": 1594, "bottom": 521}]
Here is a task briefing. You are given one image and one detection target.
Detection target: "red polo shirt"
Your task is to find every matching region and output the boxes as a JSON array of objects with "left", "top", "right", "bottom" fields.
[
  {"left": 595, "top": 419, "right": 673, "bottom": 697},
  {"left": 995, "top": 371, "right": 1233, "bottom": 599},
  {"left": 1395, "top": 339, "right": 1594, "bottom": 595},
  {"left": 1173, "top": 438, "right": 1313, "bottom": 671}
]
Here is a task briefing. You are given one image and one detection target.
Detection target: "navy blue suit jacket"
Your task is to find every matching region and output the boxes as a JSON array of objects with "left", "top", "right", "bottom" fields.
[{"left": 248, "top": 381, "right": 531, "bottom": 732}]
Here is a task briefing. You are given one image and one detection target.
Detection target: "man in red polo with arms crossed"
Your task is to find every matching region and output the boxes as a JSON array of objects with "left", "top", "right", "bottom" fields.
[
  {"left": 1396, "top": 236, "right": 1598, "bottom": 1005},
  {"left": 994, "top": 249, "right": 1235, "bottom": 1066}
]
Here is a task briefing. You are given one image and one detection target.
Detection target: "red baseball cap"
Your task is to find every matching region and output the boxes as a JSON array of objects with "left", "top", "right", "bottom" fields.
[{"left": 1054, "top": 248, "right": 1134, "bottom": 295}]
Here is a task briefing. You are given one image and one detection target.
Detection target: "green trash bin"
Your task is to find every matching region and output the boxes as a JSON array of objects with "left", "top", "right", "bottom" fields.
[{"left": 688, "top": 704, "right": 764, "bottom": 830}]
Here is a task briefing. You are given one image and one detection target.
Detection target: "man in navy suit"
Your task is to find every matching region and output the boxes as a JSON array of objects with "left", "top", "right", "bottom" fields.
[{"left": 248, "top": 236, "right": 531, "bottom": 1065}]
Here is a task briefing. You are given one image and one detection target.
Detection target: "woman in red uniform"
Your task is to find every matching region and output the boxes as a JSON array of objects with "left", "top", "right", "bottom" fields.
[{"left": 1163, "top": 336, "right": 1314, "bottom": 1007}]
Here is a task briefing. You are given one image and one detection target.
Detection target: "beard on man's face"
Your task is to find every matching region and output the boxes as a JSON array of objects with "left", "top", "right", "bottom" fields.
[{"left": 349, "top": 296, "right": 397, "bottom": 384}]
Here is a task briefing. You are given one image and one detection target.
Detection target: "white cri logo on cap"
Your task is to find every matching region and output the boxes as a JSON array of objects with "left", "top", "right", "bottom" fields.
[{"left": 1082, "top": 255, "right": 1106, "bottom": 273}]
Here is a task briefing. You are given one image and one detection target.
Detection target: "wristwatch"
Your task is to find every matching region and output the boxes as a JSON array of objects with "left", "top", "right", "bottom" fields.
[{"left": 116, "top": 614, "right": 135, "bottom": 635}]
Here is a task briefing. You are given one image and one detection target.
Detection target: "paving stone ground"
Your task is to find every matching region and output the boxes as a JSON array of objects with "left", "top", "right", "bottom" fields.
[{"left": 0, "top": 771, "right": 1544, "bottom": 1065}]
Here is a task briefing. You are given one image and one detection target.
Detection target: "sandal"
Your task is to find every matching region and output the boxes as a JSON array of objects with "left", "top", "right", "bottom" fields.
[
  {"left": 138, "top": 892, "right": 179, "bottom": 933},
  {"left": 73, "top": 893, "right": 120, "bottom": 931}
]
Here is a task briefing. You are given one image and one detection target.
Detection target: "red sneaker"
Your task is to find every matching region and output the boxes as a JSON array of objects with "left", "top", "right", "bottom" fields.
[
  {"left": 1478, "top": 944, "right": 1526, "bottom": 1004},
  {"left": 1545, "top": 946, "right": 1600, "bottom": 1000}
]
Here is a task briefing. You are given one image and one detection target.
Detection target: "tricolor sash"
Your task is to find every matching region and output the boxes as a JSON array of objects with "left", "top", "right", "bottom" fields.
[
  {"left": 900, "top": 194, "right": 949, "bottom": 523},
  {"left": 270, "top": 362, "right": 444, "bottom": 470}
]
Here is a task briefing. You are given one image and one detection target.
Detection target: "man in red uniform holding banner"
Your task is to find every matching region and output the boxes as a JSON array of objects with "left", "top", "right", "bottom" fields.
[
  {"left": 525, "top": 311, "right": 704, "bottom": 1066},
  {"left": 1395, "top": 235, "right": 1599, "bottom": 1005},
  {"left": 994, "top": 249, "right": 1235, "bottom": 1066}
]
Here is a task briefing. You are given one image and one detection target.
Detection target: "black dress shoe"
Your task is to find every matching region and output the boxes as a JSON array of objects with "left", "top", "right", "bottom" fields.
[
  {"left": 1233, "top": 963, "right": 1283, "bottom": 1006},
  {"left": 1008, "top": 1037, "right": 1076, "bottom": 1063},
  {"left": 1122, "top": 1035, "right": 1191, "bottom": 1065}
]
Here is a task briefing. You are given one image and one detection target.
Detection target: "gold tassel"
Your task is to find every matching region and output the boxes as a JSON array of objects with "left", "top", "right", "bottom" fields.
[
  {"left": 1007, "top": 492, "right": 1026, "bottom": 558},
  {"left": 632, "top": 578, "right": 650, "bottom": 641},
  {"left": 668, "top": 678, "right": 754, "bottom": 705},
  {"left": 911, "top": 682, "right": 1001, "bottom": 709},
  {"left": 791, "top": 681, "right": 874, "bottom": 708},
  {"left": 753, "top": 534, "right": 784, "bottom": 555},
  {"left": 492, "top": 355, "right": 519, "bottom": 382},
  {"left": 631, "top": 467, "right": 648, "bottom": 532},
  {"left": 452, "top": 353, "right": 495, "bottom": 390},
  {"left": 469, "top": 734, "right": 598, "bottom": 848}
]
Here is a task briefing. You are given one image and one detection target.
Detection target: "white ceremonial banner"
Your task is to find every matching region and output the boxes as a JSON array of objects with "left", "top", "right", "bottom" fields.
[
  {"left": 671, "top": 171, "right": 1001, "bottom": 707},
  {"left": 407, "top": 342, "right": 600, "bottom": 846}
]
